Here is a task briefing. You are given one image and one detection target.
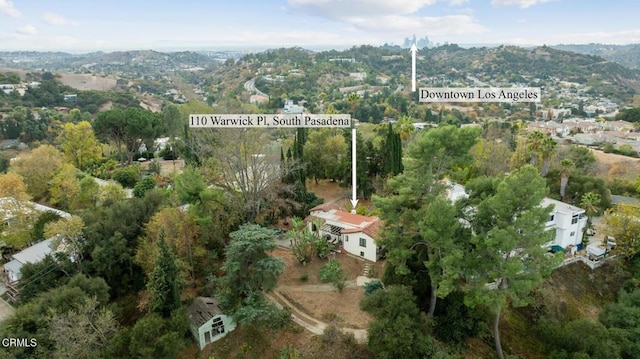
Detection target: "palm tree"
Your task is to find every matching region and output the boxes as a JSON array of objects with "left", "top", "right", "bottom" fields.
[
  {"left": 560, "top": 159, "right": 573, "bottom": 201},
  {"left": 580, "top": 191, "right": 601, "bottom": 224},
  {"left": 347, "top": 92, "right": 360, "bottom": 118},
  {"left": 539, "top": 136, "right": 557, "bottom": 177},
  {"left": 395, "top": 115, "right": 415, "bottom": 147},
  {"left": 526, "top": 130, "right": 545, "bottom": 166}
]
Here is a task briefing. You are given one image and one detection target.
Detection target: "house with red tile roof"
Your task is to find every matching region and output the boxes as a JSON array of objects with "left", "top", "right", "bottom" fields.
[{"left": 307, "top": 204, "right": 384, "bottom": 262}]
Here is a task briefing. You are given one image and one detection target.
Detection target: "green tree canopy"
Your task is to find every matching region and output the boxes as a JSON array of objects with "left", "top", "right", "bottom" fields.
[
  {"left": 360, "top": 285, "right": 453, "bottom": 359},
  {"left": 216, "top": 224, "right": 286, "bottom": 328},
  {"left": 464, "top": 165, "right": 562, "bottom": 359},
  {"left": 147, "top": 231, "right": 184, "bottom": 318},
  {"left": 94, "top": 108, "right": 162, "bottom": 165}
]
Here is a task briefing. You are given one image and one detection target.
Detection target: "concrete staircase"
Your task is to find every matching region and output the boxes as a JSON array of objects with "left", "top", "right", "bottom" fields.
[{"left": 361, "top": 263, "right": 372, "bottom": 277}]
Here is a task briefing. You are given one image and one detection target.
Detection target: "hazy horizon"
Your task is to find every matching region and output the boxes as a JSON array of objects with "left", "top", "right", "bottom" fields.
[{"left": 1, "top": 0, "right": 639, "bottom": 53}]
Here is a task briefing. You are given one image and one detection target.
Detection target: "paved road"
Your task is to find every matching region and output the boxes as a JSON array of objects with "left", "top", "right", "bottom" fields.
[{"left": 244, "top": 78, "right": 268, "bottom": 97}]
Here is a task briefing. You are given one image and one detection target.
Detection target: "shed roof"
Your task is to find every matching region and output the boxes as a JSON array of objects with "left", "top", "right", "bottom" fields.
[{"left": 188, "top": 297, "right": 223, "bottom": 328}]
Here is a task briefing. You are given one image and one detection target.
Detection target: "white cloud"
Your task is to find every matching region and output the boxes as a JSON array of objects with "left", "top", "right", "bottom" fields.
[
  {"left": 42, "top": 12, "right": 74, "bottom": 26},
  {"left": 287, "top": 0, "right": 484, "bottom": 39},
  {"left": 288, "top": 0, "right": 439, "bottom": 18},
  {"left": 16, "top": 24, "right": 37, "bottom": 36},
  {"left": 0, "top": 0, "right": 21, "bottom": 17},
  {"left": 346, "top": 14, "right": 485, "bottom": 36},
  {"left": 448, "top": 0, "right": 468, "bottom": 5},
  {"left": 491, "top": 0, "right": 553, "bottom": 8}
]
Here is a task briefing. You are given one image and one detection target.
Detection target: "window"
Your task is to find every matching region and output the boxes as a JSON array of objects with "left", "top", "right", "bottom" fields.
[
  {"left": 345, "top": 235, "right": 349, "bottom": 242},
  {"left": 359, "top": 238, "right": 366, "bottom": 247},
  {"left": 548, "top": 215, "right": 554, "bottom": 222},
  {"left": 571, "top": 215, "right": 578, "bottom": 224},
  {"left": 570, "top": 231, "right": 575, "bottom": 236},
  {"left": 204, "top": 331, "right": 211, "bottom": 344},
  {"left": 212, "top": 317, "right": 225, "bottom": 335},
  {"left": 360, "top": 251, "right": 364, "bottom": 257}
]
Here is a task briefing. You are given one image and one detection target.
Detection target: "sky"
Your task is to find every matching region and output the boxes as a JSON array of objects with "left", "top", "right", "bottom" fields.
[{"left": 1, "top": 0, "right": 639, "bottom": 52}]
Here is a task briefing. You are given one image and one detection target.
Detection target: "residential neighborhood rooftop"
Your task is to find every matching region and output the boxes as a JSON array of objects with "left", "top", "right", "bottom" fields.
[{"left": 0, "top": 197, "right": 71, "bottom": 221}]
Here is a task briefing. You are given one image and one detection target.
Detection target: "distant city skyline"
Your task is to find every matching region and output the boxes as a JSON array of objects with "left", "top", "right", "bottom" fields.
[{"left": 1, "top": 0, "right": 639, "bottom": 52}]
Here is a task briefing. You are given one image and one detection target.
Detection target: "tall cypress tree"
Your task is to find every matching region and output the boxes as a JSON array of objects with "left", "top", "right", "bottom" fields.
[
  {"left": 382, "top": 123, "right": 403, "bottom": 176},
  {"left": 147, "top": 230, "right": 182, "bottom": 318}
]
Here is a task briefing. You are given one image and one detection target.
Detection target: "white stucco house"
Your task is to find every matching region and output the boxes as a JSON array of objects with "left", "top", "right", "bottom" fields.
[
  {"left": 541, "top": 197, "right": 588, "bottom": 249},
  {"left": 308, "top": 204, "right": 383, "bottom": 262},
  {"left": 187, "top": 297, "right": 236, "bottom": 350}
]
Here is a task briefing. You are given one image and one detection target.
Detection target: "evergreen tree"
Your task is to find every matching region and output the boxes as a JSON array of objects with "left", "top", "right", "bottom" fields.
[
  {"left": 215, "top": 224, "right": 287, "bottom": 328},
  {"left": 147, "top": 230, "right": 183, "bottom": 318},
  {"left": 464, "top": 165, "right": 562, "bottom": 359},
  {"left": 382, "top": 123, "right": 403, "bottom": 176}
]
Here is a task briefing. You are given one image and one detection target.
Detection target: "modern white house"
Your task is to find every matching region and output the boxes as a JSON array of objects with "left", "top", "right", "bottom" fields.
[
  {"left": 443, "top": 184, "right": 587, "bottom": 250},
  {"left": 187, "top": 297, "right": 236, "bottom": 350},
  {"left": 308, "top": 204, "right": 383, "bottom": 262},
  {"left": 541, "top": 197, "right": 588, "bottom": 249}
]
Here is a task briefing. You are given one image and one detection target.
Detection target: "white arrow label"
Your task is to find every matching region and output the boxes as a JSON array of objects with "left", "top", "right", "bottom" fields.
[
  {"left": 351, "top": 126, "right": 358, "bottom": 213},
  {"left": 410, "top": 44, "right": 418, "bottom": 92}
]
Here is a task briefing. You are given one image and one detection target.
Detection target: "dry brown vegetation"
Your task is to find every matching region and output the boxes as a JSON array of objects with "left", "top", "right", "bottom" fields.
[
  {"left": 273, "top": 247, "right": 374, "bottom": 329},
  {"left": 592, "top": 148, "right": 640, "bottom": 182},
  {"left": 57, "top": 73, "right": 117, "bottom": 91}
]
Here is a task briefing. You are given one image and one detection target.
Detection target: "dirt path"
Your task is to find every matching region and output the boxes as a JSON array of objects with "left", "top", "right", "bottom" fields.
[
  {"left": 276, "top": 281, "right": 357, "bottom": 292},
  {"left": 265, "top": 290, "right": 368, "bottom": 343}
]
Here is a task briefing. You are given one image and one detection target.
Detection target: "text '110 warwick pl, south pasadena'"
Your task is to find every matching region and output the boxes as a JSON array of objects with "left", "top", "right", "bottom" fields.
[{"left": 189, "top": 114, "right": 352, "bottom": 128}]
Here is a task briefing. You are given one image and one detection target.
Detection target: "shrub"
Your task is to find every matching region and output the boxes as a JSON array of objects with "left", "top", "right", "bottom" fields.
[
  {"left": 148, "top": 160, "right": 161, "bottom": 175},
  {"left": 159, "top": 146, "right": 177, "bottom": 160},
  {"left": 299, "top": 273, "right": 309, "bottom": 282},
  {"left": 112, "top": 165, "right": 141, "bottom": 188},
  {"left": 320, "top": 260, "right": 345, "bottom": 291},
  {"left": 364, "top": 280, "right": 384, "bottom": 296},
  {"left": 314, "top": 236, "right": 334, "bottom": 259},
  {"left": 279, "top": 345, "right": 301, "bottom": 359},
  {"left": 603, "top": 143, "right": 615, "bottom": 153},
  {"left": 320, "top": 260, "right": 342, "bottom": 283},
  {"left": 133, "top": 176, "right": 156, "bottom": 198}
]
